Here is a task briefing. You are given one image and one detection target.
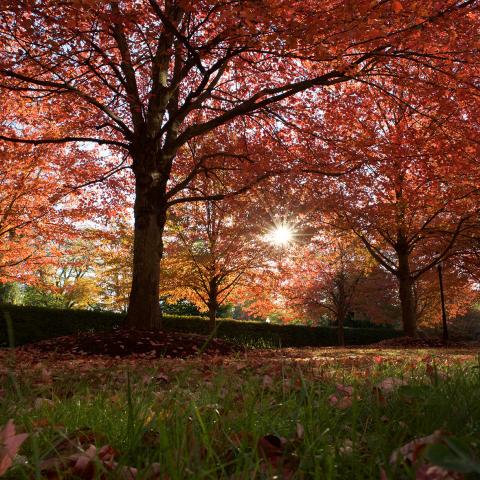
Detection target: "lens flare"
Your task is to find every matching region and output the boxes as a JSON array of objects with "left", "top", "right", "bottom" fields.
[{"left": 267, "top": 224, "right": 293, "bottom": 246}]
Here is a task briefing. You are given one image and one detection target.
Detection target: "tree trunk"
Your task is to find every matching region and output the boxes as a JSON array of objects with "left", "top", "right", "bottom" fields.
[
  {"left": 336, "top": 309, "right": 345, "bottom": 347},
  {"left": 208, "top": 304, "right": 217, "bottom": 332},
  {"left": 333, "top": 273, "right": 347, "bottom": 346},
  {"left": 207, "top": 280, "right": 219, "bottom": 333},
  {"left": 126, "top": 182, "right": 167, "bottom": 330},
  {"left": 397, "top": 252, "right": 416, "bottom": 337}
]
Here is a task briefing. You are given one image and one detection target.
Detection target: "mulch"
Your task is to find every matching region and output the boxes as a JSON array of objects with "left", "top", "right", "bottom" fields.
[
  {"left": 18, "top": 328, "right": 243, "bottom": 359},
  {"left": 13, "top": 330, "right": 480, "bottom": 361}
]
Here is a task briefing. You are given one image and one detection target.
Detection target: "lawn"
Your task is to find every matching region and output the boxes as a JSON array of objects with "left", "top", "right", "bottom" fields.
[{"left": 1, "top": 344, "right": 480, "bottom": 479}]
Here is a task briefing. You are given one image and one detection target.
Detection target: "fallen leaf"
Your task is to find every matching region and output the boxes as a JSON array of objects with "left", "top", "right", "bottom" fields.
[
  {"left": 392, "top": 0, "right": 403, "bottom": 13},
  {"left": 388, "top": 431, "right": 465, "bottom": 479},
  {"left": 390, "top": 430, "right": 444, "bottom": 465},
  {"left": 0, "top": 419, "right": 29, "bottom": 476},
  {"left": 415, "top": 463, "right": 463, "bottom": 479},
  {"left": 257, "top": 434, "right": 286, "bottom": 460},
  {"left": 375, "top": 377, "right": 408, "bottom": 403},
  {"left": 339, "top": 439, "right": 353, "bottom": 455},
  {"left": 262, "top": 375, "right": 274, "bottom": 389},
  {"left": 296, "top": 422, "right": 304, "bottom": 440},
  {"left": 335, "top": 383, "right": 354, "bottom": 396},
  {"left": 34, "top": 397, "right": 55, "bottom": 409}
]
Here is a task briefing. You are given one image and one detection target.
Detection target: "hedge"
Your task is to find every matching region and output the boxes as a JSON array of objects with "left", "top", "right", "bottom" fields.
[
  {"left": 0, "top": 305, "right": 122, "bottom": 347},
  {"left": 0, "top": 304, "right": 402, "bottom": 348},
  {"left": 161, "top": 315, "right": 402, "bottom": 347}
]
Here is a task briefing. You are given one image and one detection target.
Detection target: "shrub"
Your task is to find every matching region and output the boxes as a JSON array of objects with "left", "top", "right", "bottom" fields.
[
  {"left": 161, "top": 316, "right": 402, "bottom": 347},
  {"left": 0, "top": 304, "right": 401, "bottom": 348},
  {"left": 0, "top": 304, "right": 122, "bottom": 347}
]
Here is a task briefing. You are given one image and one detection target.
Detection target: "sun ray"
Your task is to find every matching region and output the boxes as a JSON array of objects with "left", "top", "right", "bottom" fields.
[{"left": 267, "top": 223, "right": 294, "bottom": 246}]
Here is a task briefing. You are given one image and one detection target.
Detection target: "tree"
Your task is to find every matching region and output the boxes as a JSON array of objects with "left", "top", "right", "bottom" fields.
[
  {"left": 414, "top": 261, "right": 479, "bottom": 329},
  {"left": 0, "top": 137, "right": 77, "bottom": 282},
  {"left": 25, "top": 217, "right": 135, "bottom": 311},
  {"left": 94, "top": 218, "right": 134, "bottom": 312},
  {"left": 1, "top": 0, "right": 478, "bottom": 328},
  {"left": 162, "top": 195, "right": 269, "bottom": 330},
  {"left": 0, "top": 87, "right": 128, "bottom": 284},
  {"left": 324, "top": 98, "right": 480, "bottom": 336},
  {"left": 31, "top": 235, "right": 101, "bottom": 309},
  {"left": 0, "top": 130, "right": 58, "bottom": 278},
  {"left": 273, "top": 232, "right": 381, "bottom": 345}
]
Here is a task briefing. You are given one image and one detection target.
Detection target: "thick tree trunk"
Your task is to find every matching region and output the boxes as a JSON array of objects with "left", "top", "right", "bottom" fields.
[
  {"left": 397, "top": 252, "right": 416, "bottom": 337},
  {"left": 126, "top": 182, "right": 167, "bottom": 330}
]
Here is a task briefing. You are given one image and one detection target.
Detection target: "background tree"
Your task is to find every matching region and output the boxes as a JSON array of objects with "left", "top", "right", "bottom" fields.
[
  {"left": 31, "top": 235, "right": 101, "bottom": 309},
  {"left": 162, "top": 195, "right": 270, "bottom": 330},
  {"left": 94, "top": 218, "right": 134, "bottom": 312},
  {"left": 323, "top": 95, "right": 480, "bottom": 336},
  {"left": 278, "top": 233, "right": 375, "bottom": 345},
  {"left": 1, "top": 0, "right": 478, "bottom": 328},
  {"left": 414, "top": 262, "right": 479, "bottom": 329}
]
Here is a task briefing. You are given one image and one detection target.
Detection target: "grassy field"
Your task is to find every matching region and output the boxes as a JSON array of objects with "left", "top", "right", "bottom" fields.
[{"left": 1, "top": 346, "right": 480, "bottom": 479}]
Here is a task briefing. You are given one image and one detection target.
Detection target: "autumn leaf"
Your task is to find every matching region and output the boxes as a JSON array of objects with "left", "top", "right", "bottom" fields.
[
  {"left": 388, "top": 431, "right": 466, "bottom": 479},
  {"left": 257, "top": 434, "right": 298, "bottom": 479},
  {"left": 392, "top": 0, "right": 403, "bottom": 13},
  {"left": 295, "top": 422, "right": 304, "bottom": 440},
  {"left": 339, "top": 439, "right": 353, "bottom": 455},
  {"left": 0, "top": 419, "right": 29, "bottom": 477},
  {"left": 329, "top": 383, "right": 356, "bottom": 409},
  {"left": 425, "top": 438, "right": 480, "bottom": 475},
  {"left": 390, "top": 431, "right": 445, "bottom": 465},
  {"left": 34, "top": 397, "right": 55, "bottom": 409},
  {"left": 328, "top": 394, "right": 353, "bottom": 409},
  {"left": 375, "top": 377, "right": 407, "bottom": 396}
]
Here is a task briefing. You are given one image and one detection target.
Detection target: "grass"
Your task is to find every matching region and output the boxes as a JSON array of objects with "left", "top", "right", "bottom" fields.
[{"left": 1, "top": 347, "right": 480, "bottom": 479}]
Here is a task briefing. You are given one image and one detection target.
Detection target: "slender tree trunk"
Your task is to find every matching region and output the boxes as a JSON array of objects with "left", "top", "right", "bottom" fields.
[
  {"left": 333, "top": 273, "right": 347, "bottom": 346},
  {"left": 437, "top": 263, "right": 449, "bottom": 344},
  {"left": 397, "top": 252, "right": 416, "bottom": 337},
  {"left": 336, "top": 309, "right": 345, "bottom": 347},
  {"left": 126, "top": 177, "right": 167, "bottom": 330},
  {"left": 208, "top": 304, "right": 217, "bottom": 332},
  {"left": 207, "top": 280, "right": 219, "bottom": 333}
]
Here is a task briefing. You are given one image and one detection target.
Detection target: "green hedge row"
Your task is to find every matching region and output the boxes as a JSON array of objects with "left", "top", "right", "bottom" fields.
[
  {"left": 0, "top": 304, "right": 402, "bottom": 348},
  {"left": 0, "top": 305, "right": 122, "bottom": 347},
  {"left": 161, "top": 315, "right": 402, "bottom": 347}
]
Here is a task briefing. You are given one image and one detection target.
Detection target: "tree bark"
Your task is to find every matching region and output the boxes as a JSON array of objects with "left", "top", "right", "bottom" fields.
[
  {"left": 397, "top": 252, "right": 416, "bottom": 337},
  {"left": 336, "top": 309, "right": 345, "bottom": 347},
  {"left": 208, "top": 304, "right": 217, "bottom": 332},
  {"left": 207, "top": 279, "right": 219, "bottom": 333},
  {"left": 333, "top": 273, "right": 347, "bottom": 346},
  {"left": 126, "top": 177, "right": 167, "bottom": 330}
]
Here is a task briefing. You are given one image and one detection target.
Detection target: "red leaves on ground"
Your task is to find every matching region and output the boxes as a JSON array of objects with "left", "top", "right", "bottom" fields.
[
  {"left": 257, "top": 434, "right": 299, "bottom": 479},
  {"left": 374, "top": 377, "right": 408, "bottom": 403},
  {"left": 37, "top": 430, "right": 166, "bottom": 480},
  {"left": 20, "top": 328, "right": 241, "bottom": 359},
  {"left": 0, "top": 420, "right": 28, "bottom": 477},
  {"left": 386, "top": 431, "right": 464, "bottom": 480},
  {"left": 328, "top": 383, "right": 355, "bottom": 409},
  {"left": 392, "top": 1, "right": 404, "bottom": 13}
]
